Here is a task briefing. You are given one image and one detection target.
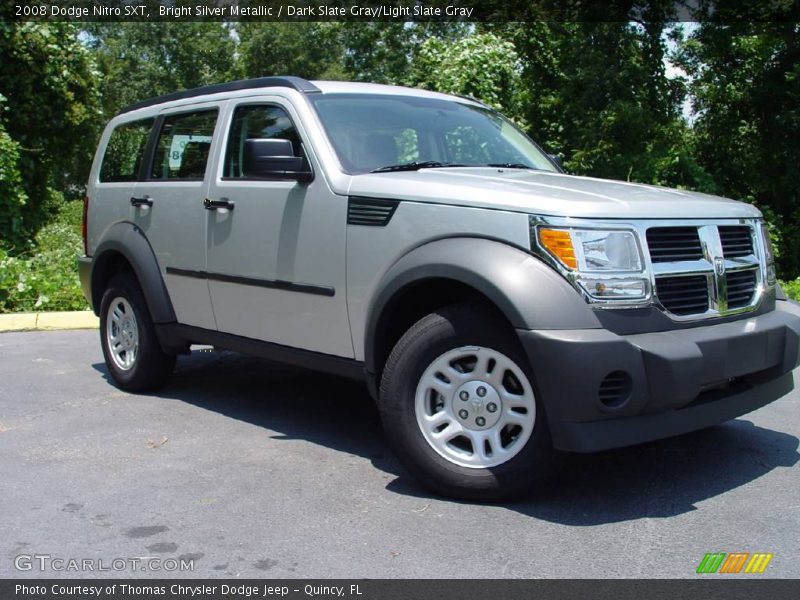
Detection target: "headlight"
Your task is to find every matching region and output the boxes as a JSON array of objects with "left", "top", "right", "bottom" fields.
[
  {"left": 538, "top": 227, "right": 643, "bottom": 272},
  {"left": 535, "top": 225, "right": 649, "bottom": 303}
]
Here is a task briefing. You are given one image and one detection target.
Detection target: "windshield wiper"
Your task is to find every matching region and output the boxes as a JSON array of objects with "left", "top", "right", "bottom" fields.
[
  {"left": 484, "top": 163, "right": 534, "bottom": 169},
  {"left": 370, "top": 161, "right": 466, "bottom": 173}
]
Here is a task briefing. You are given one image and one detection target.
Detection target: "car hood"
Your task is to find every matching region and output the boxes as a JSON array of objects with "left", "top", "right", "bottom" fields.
[{"left": 346, "top": 168, "right": 761, "bottom": 220}]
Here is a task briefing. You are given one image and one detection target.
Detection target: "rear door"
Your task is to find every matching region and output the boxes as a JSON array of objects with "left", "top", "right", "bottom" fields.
[
  {"left": 88, "top": 117, "right": 154, "bottom": 252},
  {"left": 204, "top": 98, "right": 352, "bottom": 357},
  {"left": 130, "top": 104, "right": 222, "bottom": 330}
]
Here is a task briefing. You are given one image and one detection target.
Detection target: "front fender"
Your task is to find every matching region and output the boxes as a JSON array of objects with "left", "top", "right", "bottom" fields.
[{"left": 364, "top": 237, "right": 601, "bottom": 375}]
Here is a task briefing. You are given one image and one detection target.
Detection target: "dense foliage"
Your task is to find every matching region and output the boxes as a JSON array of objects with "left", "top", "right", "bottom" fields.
[
  {"left": 675, "top": 21, "right": 800, "bottom": 276},
  {"left": 0, "top": 96, "right": 28, "bottom": 252},
  {"left": 0, "top": 19, "right": 100, "bottom": 242},
  {"left": 0, "top": 200, "right": 88, "bottom": 312},
  {"left": 85, "top": 22, "right": 239, "bottom": 117},
  {"left": 408, "top": 33, "right": 525, "bottom": 121},
  {"left": 494, "top": 22, "right": 710, "bottom": 190},
  {"left": 1, "top": 18, "right": 799, "bottom": 310}
]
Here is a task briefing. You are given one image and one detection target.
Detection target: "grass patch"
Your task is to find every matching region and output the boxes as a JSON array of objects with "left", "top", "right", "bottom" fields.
[
  {"left": 780, "top": 278, "right": 800, "bottom": 302},
  {"left": 0, "top": 200, "right": 89, "bottom": 312}
]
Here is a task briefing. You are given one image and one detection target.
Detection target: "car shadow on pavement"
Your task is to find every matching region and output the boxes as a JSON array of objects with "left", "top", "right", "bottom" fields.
[
  {"left": 94, "top": 349, "right": 400, "bottom": 473},
  {"left": 388, "top": 418, "right": 799, "bottom": 524},
  {"left": 94, "top": 350, "right": 800, "bottom": 525}
]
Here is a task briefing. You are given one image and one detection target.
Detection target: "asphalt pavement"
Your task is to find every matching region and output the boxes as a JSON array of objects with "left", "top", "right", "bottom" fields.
[{"left": 1, "top": 330, "right": 798, "bottom": 578}]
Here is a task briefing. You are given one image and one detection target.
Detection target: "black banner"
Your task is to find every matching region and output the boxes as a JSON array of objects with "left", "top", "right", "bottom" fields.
[
  {"left": 6, "top": 0, "right": 800, "bottom": 23},
  {"left": 3, "top": 579, "right": 800, "bottom": 600}
]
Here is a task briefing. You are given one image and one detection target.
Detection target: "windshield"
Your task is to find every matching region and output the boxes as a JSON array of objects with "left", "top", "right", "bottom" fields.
[{"left": 306, "top": 93, "right": 558, "bottom": 174}]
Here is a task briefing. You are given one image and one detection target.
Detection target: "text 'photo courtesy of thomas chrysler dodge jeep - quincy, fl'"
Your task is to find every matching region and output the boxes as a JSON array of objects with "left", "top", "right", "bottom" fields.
[{"left": 78, "top": 76, "right": 800, "bottom": 501}]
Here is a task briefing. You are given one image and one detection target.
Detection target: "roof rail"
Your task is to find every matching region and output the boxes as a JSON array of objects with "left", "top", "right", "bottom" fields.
[
  {"left": 118, "top": 76, "right": 321, "bottom": 115},
  {"left": 451, "top": 93, "right": 490, "bottom": 108}
]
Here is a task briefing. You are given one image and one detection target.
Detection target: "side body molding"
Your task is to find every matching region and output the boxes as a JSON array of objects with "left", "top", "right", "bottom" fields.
[
  {"left": 363, "top": 237, "right": 602, "bottom": 375},
  {"left": 90, "top": 221, "right": 176, "bottom": 324}
]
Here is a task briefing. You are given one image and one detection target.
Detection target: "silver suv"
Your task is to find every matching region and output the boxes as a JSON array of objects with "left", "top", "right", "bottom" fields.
[{"left": 80, "top": 76, "right": 800, "bottom": 500}]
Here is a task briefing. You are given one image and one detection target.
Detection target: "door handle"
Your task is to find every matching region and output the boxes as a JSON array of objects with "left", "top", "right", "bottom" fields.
[
  {"left": 204, "top": 198, "right": 235, "bottom": 211},
  {"left": 130, "top": 195, "right": 153, "bottom": 207}
]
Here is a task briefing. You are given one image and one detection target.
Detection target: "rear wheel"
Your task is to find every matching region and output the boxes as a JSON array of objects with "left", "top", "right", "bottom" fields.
[
  {"left": 100, "top": 272, "right": 175, "bottom": 392},
  {"left": 378, "top": 304, "right": 563, "bottom": 501}
]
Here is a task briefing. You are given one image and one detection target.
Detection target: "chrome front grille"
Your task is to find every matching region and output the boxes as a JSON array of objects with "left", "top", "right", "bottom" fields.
[
  {"left": 726, "top": 269, "right": 758, "bottom": 308},
  {"left": 646, "top": 221, "right": 763, "bottom": 320},
  {"left": 528, "top": 214, "right": 769, "bottom": 321},
  {"left": 719, "top": 225, "right": 754, "bottom": 258},
  {"left": 646, "top": 227, "right": 703, "bottom": 262},
  {"left": 654, "top": 275, "right": 710, "bottom": 315}
]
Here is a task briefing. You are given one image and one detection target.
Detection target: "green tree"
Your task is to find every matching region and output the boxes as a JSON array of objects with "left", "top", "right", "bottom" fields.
[
  {"left": 237, "top": 22, "right": 469, "bottom": 85},
  {"left": 238, "top": 22, "right": 345, "bottom": 80},
  {"left": 339, "top": 23, "right": 466, "bottom": 85},
  {"left": 0, "top": 95, "right": 28, "bottom": 251},
  {"left": 489, "top": 21, "right": 709, "bottom": 190},
  {"left": 407, "top": 32, "right": 525, "bottom": 122},
  {"left": 339, "top": 22, "right": 413, "bottom": 84},
  {"left": 675, "top": 21, "right": 800, "bottom": 277},
  {"left": 0, "top": 19, "right": 100, "bottom": 246},
  {"left": 87, "top": 21, "right": 239, "bottom": 117}
]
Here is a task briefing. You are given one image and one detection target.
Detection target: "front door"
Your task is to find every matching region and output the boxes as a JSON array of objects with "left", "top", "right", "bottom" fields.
[{"left": 205, "top": 98, "right": 352, "bottom": 358}]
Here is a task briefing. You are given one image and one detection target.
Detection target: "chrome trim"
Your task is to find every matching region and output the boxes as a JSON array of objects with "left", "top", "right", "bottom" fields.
[{"left": 529, "top": 216, "right": 772, "bottom": 321}]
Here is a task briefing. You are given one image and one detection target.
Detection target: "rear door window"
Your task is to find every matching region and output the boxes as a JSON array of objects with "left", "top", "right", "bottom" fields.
[
  {"left": 150, "top": 110, "right": 218, "bottom": 180},
  {"left": 99, "top": 118, "right": 154, "bottom": 182}
]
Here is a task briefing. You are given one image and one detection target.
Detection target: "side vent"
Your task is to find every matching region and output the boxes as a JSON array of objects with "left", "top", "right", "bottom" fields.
[{"left": 348, "top": 197, "right": 399, "bottom": 227}]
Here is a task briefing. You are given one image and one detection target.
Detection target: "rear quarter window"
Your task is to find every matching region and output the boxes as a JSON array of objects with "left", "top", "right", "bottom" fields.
[{"left": 99, "top": 118, "right": 154, "bottom": 183}]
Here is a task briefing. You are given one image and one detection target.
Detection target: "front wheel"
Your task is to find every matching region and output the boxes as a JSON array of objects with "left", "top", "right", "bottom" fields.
[
  {"left": 99, "top": 272, "right": 175, "bottom": 392},
  {"left": 378, "top": 304, "right": 563, "bottom": 501}
]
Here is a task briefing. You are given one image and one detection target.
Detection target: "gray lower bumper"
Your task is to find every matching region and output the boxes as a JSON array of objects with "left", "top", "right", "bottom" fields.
[
  {"left": 77, "top": 256, "right": 94, "bottom": 313},
  {"left": 519, "top": 300, "right": 800, "bottom": 452}
]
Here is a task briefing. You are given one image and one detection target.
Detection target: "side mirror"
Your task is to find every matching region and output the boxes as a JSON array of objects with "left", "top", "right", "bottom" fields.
[
  {"left": 548, "top": 153, "right": 564, "bottom": 171},
  {"left": 243, "top": 138, "right": 313, "bottom": 183}
]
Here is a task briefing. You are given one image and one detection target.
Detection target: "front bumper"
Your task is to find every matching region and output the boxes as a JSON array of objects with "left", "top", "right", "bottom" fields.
[{"left": 519, "top": 299, "right": 800, "bottom": 452}]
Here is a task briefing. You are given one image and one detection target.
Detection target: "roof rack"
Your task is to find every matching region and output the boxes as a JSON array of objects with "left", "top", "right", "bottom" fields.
[{"left": 119, "top": 76, "right": 321, "bottom": 115}]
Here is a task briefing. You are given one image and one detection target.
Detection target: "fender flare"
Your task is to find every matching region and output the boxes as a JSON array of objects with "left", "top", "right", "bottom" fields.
[
  {"left": 363, "top": 237, "right": 601, "bottom": 375},
  {"left": 90, "top": 221, "right": 176, "bottom": 323}
]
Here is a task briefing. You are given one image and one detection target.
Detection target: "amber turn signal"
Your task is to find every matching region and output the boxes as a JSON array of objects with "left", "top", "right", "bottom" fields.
[{"left": 538, "top": 228, "right": 577, "bottom": 269}]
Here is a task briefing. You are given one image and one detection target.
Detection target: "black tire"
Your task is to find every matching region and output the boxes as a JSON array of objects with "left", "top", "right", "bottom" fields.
[
  {"left": 99, "top": 272, "right": 176, "bottom": 392},
  {"left": 378, "top": 303, "right": 564, "bottom": 502}
]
